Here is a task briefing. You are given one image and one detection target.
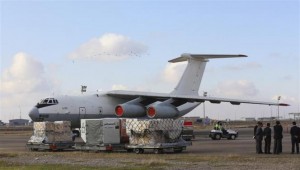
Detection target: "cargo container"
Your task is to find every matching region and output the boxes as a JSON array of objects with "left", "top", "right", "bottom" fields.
[
  {"left": 27, "top": 121, "right": 74, "bottom": 151},
  {"left": 125, "top": 118, "right": 191, "bottom": 154},
  {"left": 75, "top": 118, "right": 128, "bottom": 151}
]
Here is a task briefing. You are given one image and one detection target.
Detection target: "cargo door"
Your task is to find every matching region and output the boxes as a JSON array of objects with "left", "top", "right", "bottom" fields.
[
  {"left": 103, "top": 118, "right": 120, "bottom": 144},
  {"left": 79, "top": 107, "right": 86, "bottom": 119}
]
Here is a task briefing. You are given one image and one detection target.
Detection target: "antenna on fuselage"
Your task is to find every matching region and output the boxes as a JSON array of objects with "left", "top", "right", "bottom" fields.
[{"left": 81, "top": 85, "right": 87, "bottom": 94}]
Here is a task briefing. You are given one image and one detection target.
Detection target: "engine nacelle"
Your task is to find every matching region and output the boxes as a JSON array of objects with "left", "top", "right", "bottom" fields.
[
  {"left": 147, "top": 103, "right": 179, "bottom": 118},
  {"left": 115, "top": 103, "right": 146, "bottom": 117}
]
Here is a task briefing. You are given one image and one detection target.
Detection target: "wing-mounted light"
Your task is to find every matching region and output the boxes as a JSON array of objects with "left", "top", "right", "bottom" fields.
[
  {"left": 147, "top": 99, "right": 179, "bottom": 118},
  {"left": 115, "top": 97, "right": 146, "bottom": 117}
]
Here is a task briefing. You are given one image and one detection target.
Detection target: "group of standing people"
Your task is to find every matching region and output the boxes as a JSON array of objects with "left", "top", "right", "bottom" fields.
[{"left": 254, "top": 121, "right": 300, "bottom": 154}]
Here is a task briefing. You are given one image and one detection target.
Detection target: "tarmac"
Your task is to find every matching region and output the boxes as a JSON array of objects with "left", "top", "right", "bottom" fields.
[{"left": 0, "top": 127, "right": 295, "bottom": 154}]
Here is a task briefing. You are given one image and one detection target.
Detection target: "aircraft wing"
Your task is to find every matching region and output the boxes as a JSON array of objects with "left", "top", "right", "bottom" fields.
[{"left": 107, "top": 90, "right": 289, "bottom": 106}]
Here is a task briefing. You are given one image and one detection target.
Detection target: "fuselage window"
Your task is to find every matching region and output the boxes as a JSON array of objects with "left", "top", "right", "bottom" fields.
[
  {"left": 36, "top": 98, "right": 59, "bottom": 108},
  {"left": 43, "top": 99, "right": 49, "bottom": 104}
]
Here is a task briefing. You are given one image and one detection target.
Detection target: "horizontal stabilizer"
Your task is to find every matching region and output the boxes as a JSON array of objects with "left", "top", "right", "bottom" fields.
[{"left": 169, "top": 53, "right": 247, "bottom": 63}]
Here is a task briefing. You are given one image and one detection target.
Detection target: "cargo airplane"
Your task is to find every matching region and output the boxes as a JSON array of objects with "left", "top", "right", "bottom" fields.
[{"left": 29, "top": 53, "right": 289, "bottom": 131}]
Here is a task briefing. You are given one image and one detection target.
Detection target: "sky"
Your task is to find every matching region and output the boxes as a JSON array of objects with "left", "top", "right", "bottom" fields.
[{"left": 0, "top": 0, "right": 299, "bottom": 123}]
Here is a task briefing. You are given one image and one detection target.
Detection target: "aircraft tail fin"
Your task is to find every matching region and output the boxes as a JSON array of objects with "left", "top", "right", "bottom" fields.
[{"left": 170, "top": 53, "right": 247, "bottom": 96}]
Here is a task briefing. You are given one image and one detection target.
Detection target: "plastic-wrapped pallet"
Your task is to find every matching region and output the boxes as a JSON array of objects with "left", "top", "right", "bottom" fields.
[
  {"left": 54, "top": 121, "right": 73, "bottom": 142},
  {"left": 28, "top": 121, "right": 72, "bottom": 144},
  {"left": 28, "top": 122, "right": 55, "bottom": 143},
  {"left": 126, "top": 119, "right": 183, "bottom": 145}
]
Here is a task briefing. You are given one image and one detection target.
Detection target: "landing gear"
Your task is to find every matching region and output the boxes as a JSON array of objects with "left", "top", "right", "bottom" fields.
[{"left": 72, "top": 130, "right": 80, "bottom": 141}]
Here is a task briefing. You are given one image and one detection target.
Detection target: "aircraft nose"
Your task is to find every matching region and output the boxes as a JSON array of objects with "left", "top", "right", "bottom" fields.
[{"left": 29, "top": 107, "right": 39, "bottom": 121}]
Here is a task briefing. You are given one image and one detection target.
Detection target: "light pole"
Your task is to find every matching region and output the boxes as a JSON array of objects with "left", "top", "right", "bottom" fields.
[
  {"left": 203, "top": 92, "right": 207, "bottom": 121},
  {"left": 277, "top": 96, "right": 281, "bottom": 119}
]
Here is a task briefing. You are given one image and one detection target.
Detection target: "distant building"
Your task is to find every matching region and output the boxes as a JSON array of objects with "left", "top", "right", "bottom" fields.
[
  {"left": 9, "top": 119, "right": 29, "bottom": 126},
  {"left": 243, "top": 117, "right": 256, "bottom": 121},
  {"left": 257, "top": 117, "right": 276, "bottom": 122},
  {"left": 0, "top": 120, "right": 5, "bottom": 126},
  {"left": 289, "top": 113, "right": 300, "bottom": 120}
]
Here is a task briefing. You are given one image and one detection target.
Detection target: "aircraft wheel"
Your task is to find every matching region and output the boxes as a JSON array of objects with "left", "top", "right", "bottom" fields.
[
  {"left": 72, "top": 130, "right": 80, "bottom": 137},
  {"left": 215, "top": 134, "right": 221, "bottom": 140}
]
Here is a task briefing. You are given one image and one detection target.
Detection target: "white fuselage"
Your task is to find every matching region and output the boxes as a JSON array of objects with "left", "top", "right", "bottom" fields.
[{"left": 29, "top": 93, "right": 200, "bottom": 128}]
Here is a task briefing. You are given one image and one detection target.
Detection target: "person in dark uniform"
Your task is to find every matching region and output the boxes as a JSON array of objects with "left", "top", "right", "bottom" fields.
[
  {"left": 290, "top": 121, "right": 299, "bottom": 154},
  {"left": 273, "top": 121, "right": 283, "bottom": 154},
  {"left": 219, "top": 123, "right": 228, "bottom": 135},
  {"left": 253, "top": 121, "right": 260, "bottom": 139},
  {"left": 255, "top": 122, "right": 263, "bottom": 154},
  {"left": 263, "top": 123, "right": 272, "bottom": 154}
]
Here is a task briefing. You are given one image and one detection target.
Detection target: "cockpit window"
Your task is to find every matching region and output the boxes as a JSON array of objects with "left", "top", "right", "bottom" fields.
[{"left": 36, "top": 98, "right": 59, "bottom": 108}]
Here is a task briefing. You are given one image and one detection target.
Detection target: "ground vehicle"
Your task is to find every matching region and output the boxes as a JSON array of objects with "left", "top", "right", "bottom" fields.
[
  {"left": 209, "top": 121, "right": 238, "bottom": 140},
  {"left": 209, "top": 129, "right": 238, "bottom": 140}
]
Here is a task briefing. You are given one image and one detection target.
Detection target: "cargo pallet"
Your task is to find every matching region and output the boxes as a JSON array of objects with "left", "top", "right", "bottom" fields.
[
  {"left": 125, "top": 140, "right": 192, "bottom": 154},
  {"left": 26, "top": 142, "right": 74, "bottom": 151}
]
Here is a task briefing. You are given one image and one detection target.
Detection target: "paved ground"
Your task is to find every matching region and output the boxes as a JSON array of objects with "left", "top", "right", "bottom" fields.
[
  {"left": 0, "top": 127, "right": 299, "bottom": 170},
  {"left": 192, "top": 128, "right": 294, "bottom": 155},
  {"left": 0, "top": 128, "right": 295, "bottom": 154}
]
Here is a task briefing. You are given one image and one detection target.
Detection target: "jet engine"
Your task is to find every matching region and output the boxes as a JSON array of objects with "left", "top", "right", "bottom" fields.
[
  {"left": 147, "top": 103, "right": 179, "bottom": 118},
  {"left": 115, "top": 103, "right": 146, "bottom": 117}
]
